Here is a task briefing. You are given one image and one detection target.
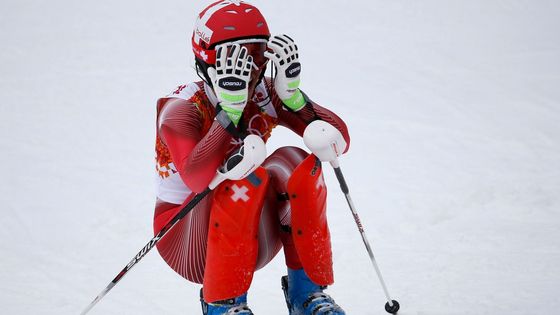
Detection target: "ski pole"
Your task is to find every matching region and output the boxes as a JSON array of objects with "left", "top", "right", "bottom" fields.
[
  {"left": 330, "top": 159, "right": 400, "bottom": 314},
  {"left": 80, "top": 187, "right": 212, "bottom": 315},
  {"left": 80, "top": 135, "right": 267, "bottom": 315},
  {"left": 302, "top": 120, "right": 400, "bottom": 313}
]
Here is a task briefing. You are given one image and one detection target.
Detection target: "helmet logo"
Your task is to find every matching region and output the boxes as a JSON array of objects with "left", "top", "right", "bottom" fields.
[
  {"left": 193, "top": 46, "right": 209, "bottom": 62},
  {"left": 200, "top": 50, "right": 208, "bottom": 61},
  {"left": 193, "top": 0, "right": 269, "bottom": 64},
  {"left": 194, "top": 1, "right": 239, "bottom": 44},
  {"left": 194, "top": 1, "right": 250, "bottom": 44},
  {"left": 195, "top": 26, "right": 211, "bottom": 44},
  {"left": 195, "top": 17, "right": 213, "bottom": 44}
]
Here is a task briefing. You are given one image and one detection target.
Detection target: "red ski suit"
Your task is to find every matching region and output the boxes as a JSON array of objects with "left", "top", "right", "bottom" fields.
[{"left": 154, "top": 79, "right": 349, "bottom": 302}]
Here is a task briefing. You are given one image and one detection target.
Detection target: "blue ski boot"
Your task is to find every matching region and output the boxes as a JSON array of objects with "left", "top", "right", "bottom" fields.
[
  {"left": 200, "top": 289, "right": 254, "bottom": 315},
  {"left": 281, "top": 268, "right": 345, "bottom": 315}
]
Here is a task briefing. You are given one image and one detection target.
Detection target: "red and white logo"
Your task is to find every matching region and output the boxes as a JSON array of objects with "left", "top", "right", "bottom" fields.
[
  {"left": 231, "top": 184, "right": 250, "bottom": 202},
  {"left": 194, "top": 1, "right": 246, "bottom": 45},
  {"left": 193, "top": 47, "right": 209, "bottom": 62},
  {"left": 196, "top": 26, "right": 211, "bottom": 43}
]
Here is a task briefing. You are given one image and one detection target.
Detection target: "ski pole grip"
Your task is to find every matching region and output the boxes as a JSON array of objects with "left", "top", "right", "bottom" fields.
[{"left": 333, "top": 167, "right": 349, "bottom": 194}]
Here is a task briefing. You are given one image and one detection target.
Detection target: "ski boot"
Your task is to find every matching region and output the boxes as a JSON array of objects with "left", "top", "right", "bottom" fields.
[
  {"left": 281, "top": 268, "right": 345, "bottom": 315},
  {"left": 200, "top": 289, "right": 254, "bottom": 315}
]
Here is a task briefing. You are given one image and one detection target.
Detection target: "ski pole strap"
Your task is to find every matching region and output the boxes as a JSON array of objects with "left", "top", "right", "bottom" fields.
[
  {"left": 215, "top": 104, "right": 247, "bottom": 140},
  {"left": 333, "top": 167, "right": 349, "bottom": 194}
]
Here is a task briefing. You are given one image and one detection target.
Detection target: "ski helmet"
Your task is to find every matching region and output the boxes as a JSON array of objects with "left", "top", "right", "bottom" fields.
[{"left": 192, "top": 0, "right": 270, "bottom": 65}]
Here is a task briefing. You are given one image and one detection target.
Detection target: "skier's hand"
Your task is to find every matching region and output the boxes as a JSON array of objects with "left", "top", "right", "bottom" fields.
[
  {"left": 303, "top": 120, "right": 347, "bottom": 163},
  {"left": 221, "top": 135, "right": 266, "bottom": 174},
  {"left": 209, "top": 135, "right": 267, "bottom": 189},
  {"left": 208, "top": 44, "right": 253, "bottom": 126},
  {"left": 264, "top": 34, "right": 306, "bottom": 112}
]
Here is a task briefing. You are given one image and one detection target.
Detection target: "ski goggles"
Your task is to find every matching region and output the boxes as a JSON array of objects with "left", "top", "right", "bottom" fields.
[{"left": 193, "top": 38, "right": 269, "bottom": 70}]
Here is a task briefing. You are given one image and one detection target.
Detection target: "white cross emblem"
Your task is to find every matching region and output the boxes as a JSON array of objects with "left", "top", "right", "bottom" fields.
[
  {"left": 200, "top": 50, "right": 208, "bottom": 61},
  {"left": 231, "top": 184, "right": 250, "bottom": 202}
]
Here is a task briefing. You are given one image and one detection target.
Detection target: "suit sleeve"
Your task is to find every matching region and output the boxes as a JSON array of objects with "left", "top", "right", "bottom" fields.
[
  {"left": 277, "top": 94, "right": 351, "bottom": 153},
  {"left": 158, "top": 98, "right": 233, "bottom": 193}
]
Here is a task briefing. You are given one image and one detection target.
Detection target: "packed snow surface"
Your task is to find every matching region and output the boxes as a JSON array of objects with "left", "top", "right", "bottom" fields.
[{"left": 1, "top": 0, "right": 559, "bottom": 314}]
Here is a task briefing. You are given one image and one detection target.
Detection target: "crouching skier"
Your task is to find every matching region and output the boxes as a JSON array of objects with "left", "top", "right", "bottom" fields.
[{"left": 153, "top": 1, "right": 350, "bottom": 314}]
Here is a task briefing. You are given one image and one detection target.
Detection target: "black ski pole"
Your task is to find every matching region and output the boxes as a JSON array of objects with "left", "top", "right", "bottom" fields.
[
  {"left": 80, "top": 134, "right": 267, "bottom": 315},
  {"left": 331, "top": 161, "right": 400, "bottom": 314},
  {"left": 80, "top": 187, "right": 211, "bottom": 315},
  {"left": 302, "top": 120, "right": 400, "bottom": 313}
]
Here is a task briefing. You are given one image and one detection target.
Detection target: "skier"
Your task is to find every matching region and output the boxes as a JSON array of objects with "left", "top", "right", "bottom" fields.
[{"left": 154, "top": 1, "right": 350, "bottom": 314}]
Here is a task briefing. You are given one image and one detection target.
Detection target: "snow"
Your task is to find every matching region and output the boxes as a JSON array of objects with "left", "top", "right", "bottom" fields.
[{"left": 2, "top": 0, "right": 560, "bottom": 314}]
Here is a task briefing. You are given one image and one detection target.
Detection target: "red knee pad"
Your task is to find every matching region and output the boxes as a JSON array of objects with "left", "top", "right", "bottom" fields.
[
  {"left": 203, "top": 167, "right": 269, "bottom": 302},
  {"left": 287, "top": 154, "right": 334, "bottom": 286}
]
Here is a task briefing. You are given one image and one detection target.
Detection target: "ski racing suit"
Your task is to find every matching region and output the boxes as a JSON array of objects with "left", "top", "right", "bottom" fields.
[{"left": 154, "top": 78, "right": 350, "bottom": 302}]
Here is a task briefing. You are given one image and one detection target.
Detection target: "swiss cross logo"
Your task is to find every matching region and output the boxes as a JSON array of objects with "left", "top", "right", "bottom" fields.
[
  {"left": 173, "top": 85, "right": 187, "bottom": 95},
  {"left": 231, "top": 184, "right": 250, "bottom": 202},
  {"left": 200, "top": 50, "right": 208, "bottom": 61},
  {"left": 194, "top": 47, "right": 209, "bottom": 62}
]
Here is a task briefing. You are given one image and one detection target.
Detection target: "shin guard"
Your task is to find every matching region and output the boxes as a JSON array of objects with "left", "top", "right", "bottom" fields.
[
  {"left": 203, "top": 167, "right": 269, "bottom": 303},
  {"left": 287, "top": 154, "right": 334, "bottom": 286}
]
